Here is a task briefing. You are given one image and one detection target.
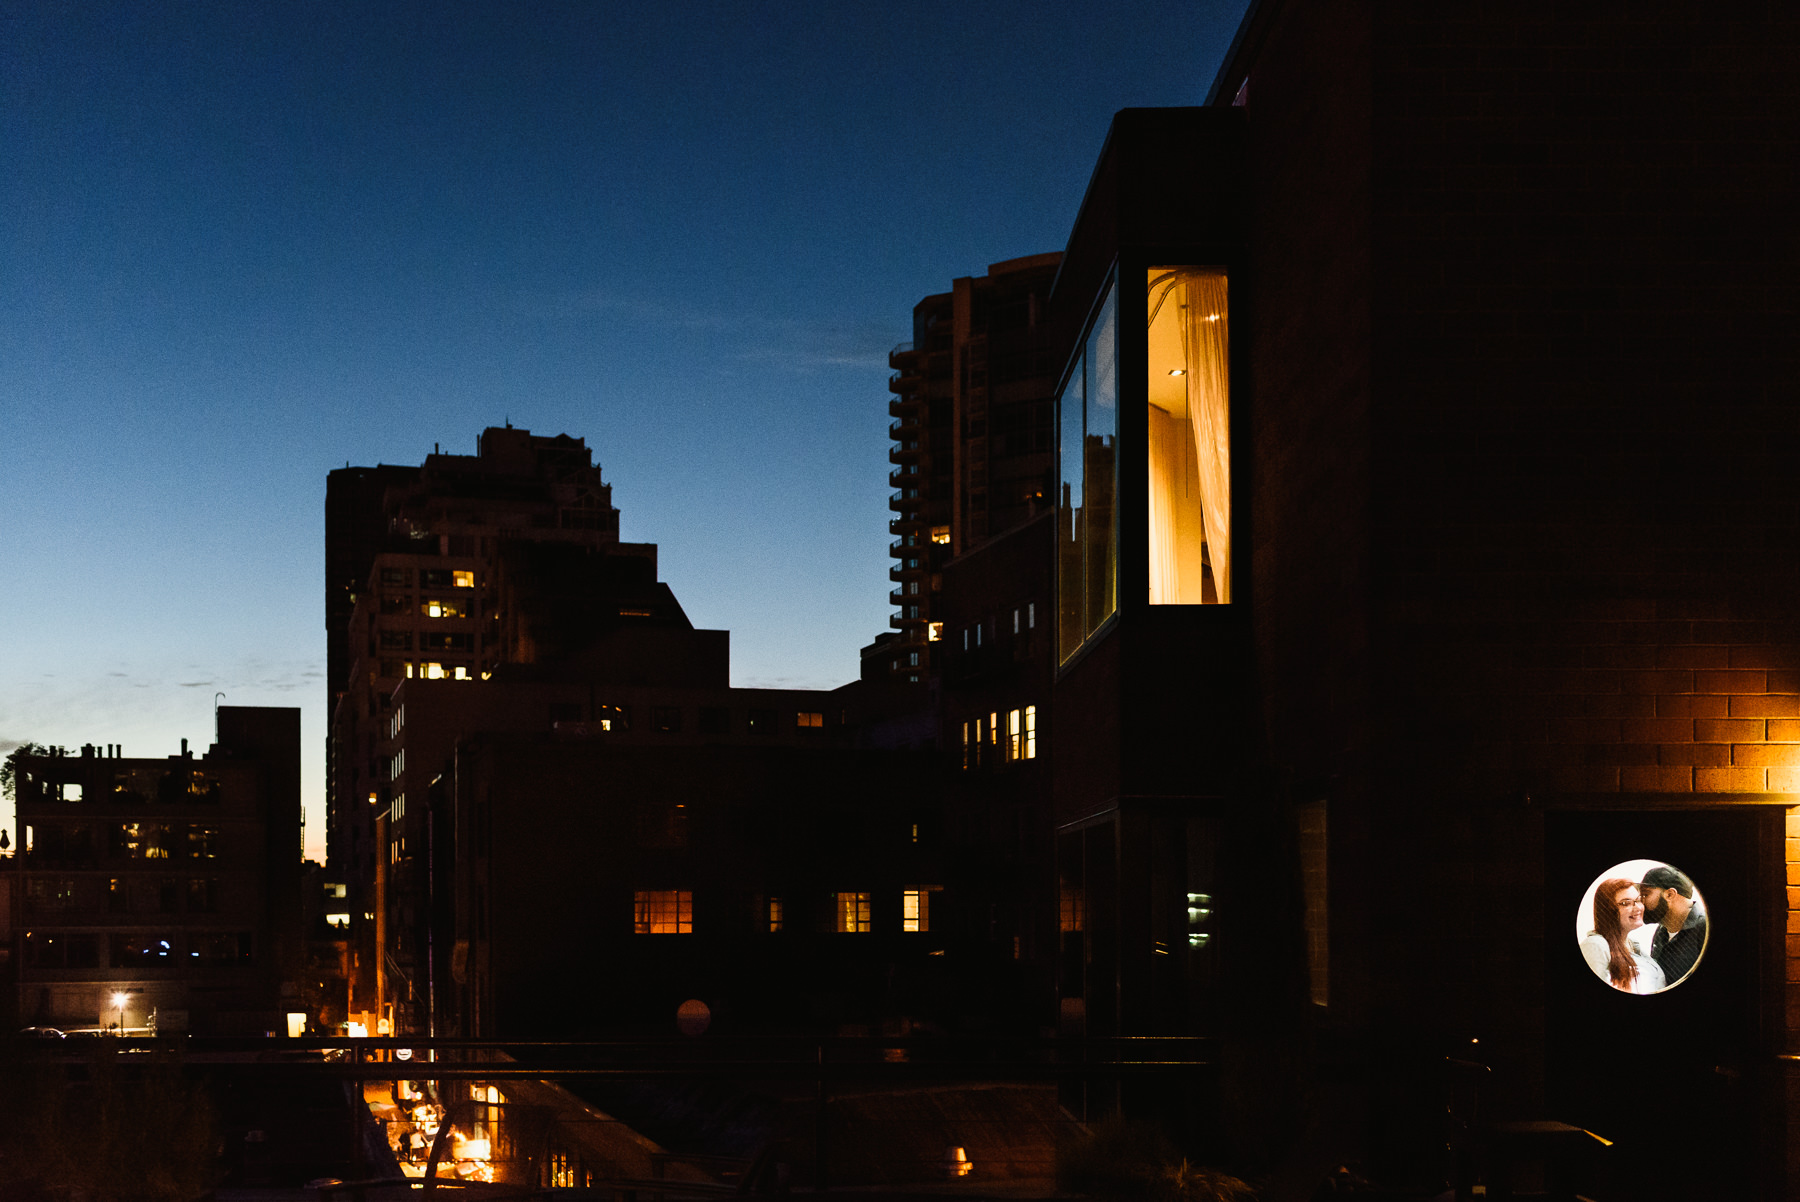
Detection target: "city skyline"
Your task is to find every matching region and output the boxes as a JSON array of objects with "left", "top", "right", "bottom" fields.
[{"left": 1, "top": 1, "right": 1251, "bottom": 861}]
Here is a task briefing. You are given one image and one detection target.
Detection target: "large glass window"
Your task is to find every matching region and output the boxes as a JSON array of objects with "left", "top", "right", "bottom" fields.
[
  {"left": 634, "top": 889, "right": 693, "bottom": 934},
  {"left": 1057, "top": 283, "right": 1119, "bottom": 662},
  {"left": 1146, "top": 268, "right": 1230, "bottom": 603}
]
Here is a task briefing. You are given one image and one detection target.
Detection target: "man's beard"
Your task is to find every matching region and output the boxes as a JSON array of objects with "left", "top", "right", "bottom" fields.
[{"left": 1645, "top": 896, "right": 1670, "bottom": 925}]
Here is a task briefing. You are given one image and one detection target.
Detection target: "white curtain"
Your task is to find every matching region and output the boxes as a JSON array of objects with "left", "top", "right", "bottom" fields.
[{"left": 1179, "top": 271, "right": 1230, "bottom": 604}]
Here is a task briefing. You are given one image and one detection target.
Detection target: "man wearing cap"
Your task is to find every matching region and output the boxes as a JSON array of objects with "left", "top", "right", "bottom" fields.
[{"left": 1640, "top": 865, "right": 1706, "bottom": 987}]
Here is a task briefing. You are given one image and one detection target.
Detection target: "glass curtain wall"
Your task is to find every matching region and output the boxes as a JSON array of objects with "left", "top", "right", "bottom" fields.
[
  {"left": 1146, "top": 268, "right": 1229, "bottom": 605},
  {"left": 1058, "top": 283, "right": 1119, "bottom": 664}
]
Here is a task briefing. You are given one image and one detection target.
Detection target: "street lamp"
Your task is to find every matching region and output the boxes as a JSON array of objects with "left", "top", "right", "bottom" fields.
[{"left": 111, "top": 991, "right": 129, "bottom": 1037}]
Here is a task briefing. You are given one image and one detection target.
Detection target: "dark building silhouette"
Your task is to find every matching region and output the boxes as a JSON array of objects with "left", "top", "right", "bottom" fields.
[
  {"left": 325, "top": 427, "right": 662, "bottom": 1030},
  {"left": 428, "top": 739, "right": 944, "bottom": 1040},
  {"left": 868, "top": 254, "right": 1063, "bottom": 692},
  {"left": 3, "top": 708, "right": 302, "bottom": 1035},
  {"left": 975, "top": 1, "right": 1800, "bottom": 1190}
]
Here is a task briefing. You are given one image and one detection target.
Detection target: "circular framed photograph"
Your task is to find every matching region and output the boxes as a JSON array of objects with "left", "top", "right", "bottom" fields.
[{"left": 1575, "top": 859, "right": 1708, "bottom": 995}]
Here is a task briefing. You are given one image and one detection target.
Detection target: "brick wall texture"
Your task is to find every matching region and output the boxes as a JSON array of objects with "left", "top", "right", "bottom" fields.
[{"left": 1240, "top": 0, "right": 1800, "bottom": 1189}]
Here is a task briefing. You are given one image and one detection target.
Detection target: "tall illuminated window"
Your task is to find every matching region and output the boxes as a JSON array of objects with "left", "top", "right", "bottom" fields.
[
  {"left": 836, "top": 891, "right": 871, "bottom": 933},
  {"left": 902, "top": 889, "right": 932, "bottom": 932},
  {"left": 633, "top": 890, "right": 692, "bottom": 934},
  {"left": 1146, "top": 268, "right": 1230, "bottom": 604}
]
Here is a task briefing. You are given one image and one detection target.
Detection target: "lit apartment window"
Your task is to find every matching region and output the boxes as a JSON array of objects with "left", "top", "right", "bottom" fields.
[
  {"left": 928, "top": 622, "right": 943, "bottom": 642},
  {"left": 796, "top": 711, "right": 824, "bottom": 729},
  {"left": 424, "top": 662, "right": 446, "bottom": 680},
  {"left": 1147, "top": 267, "right": 1230, "bottom": 605},
  {"left": 1025, "top": 705, "right": 1037, "bottom": 759},
  {"left": 634, "top": 890, "right": 693, "bottom": 934},
  {"left": 423, "top": 598, "right": 468, "bottom": 618},
  {"left": 1013, "top": 609, "right": 1021, "bottom": 634},
  {"left": 116, "top": 822, "right": 173, "bottom": 860},
  {"left": 768, "top": 896, "right": 784, "bottom": 932},
  {"left": 835, "top": 891, "right": 871, "bottom": 933},
  {"left": 452, "top": 570, "right": 475, "bottom": 588},
  {"left": 1060, "top": 880, "right": 1086, "bottom": 932},
  {"left": 902, "top": 889, "right": 935, "bottom": 933},
  {"left": 961, "top": 722, "right": 972, "bottom": 771},
  {"left": 1007, "top": 709, "right": 1023, "bottom": 760},
  {"left": 931, "top": 526, "right": 950, "bottom": 545},
  {"left": 1028, "top": 601, "right": 1036, "bottom": 628},
  {"left": 908, "top": 652, "right": 919, "bottom": 667}
]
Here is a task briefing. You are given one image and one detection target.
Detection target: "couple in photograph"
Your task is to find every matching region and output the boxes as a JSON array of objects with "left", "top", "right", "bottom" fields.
[{"left": 1581, "top": 865, "right": 1707, "bottom": 994}]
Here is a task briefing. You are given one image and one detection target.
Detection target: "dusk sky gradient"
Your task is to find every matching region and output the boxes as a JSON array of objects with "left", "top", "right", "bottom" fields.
[{"left": 1, "top": 1, "right": 1251, "bottom": 861}]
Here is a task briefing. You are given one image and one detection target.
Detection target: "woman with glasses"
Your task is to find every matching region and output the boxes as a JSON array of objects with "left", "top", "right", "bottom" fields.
[{"left": 1581, "top": 877, "right": 1666, "bottom": 994}]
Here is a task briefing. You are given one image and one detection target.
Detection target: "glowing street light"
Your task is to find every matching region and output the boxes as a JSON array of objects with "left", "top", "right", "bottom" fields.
[{"left": 111, "top": 991, "right": 129, "bottom": 1037}]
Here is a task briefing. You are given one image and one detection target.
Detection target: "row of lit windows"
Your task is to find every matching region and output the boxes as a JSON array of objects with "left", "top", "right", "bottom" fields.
[
  {"left": 633, "top": 889, "right": 940, "bottom": 935},
  {"left": 22, "top": 823, "right": 221, "bottom": 862},
  {"left": 379, "top": 661, "right": 480, "bottom": 681},
  {"left": 547, "top": 704, "right": 829, "bottom": 735},
  {"left": 21, "top": 929, "right": 253, "bottom": 969},
  {"left": 379, "top": 568, "right": 476, "bottom": 590},
  {"left": 23, "top": 775, "right": 223, "bottom": 807},
  {"left": 961, "top": 706, "right": 1038, "bottom": 770},
  {"left": 379, "top": 596, "right": 474, "bottom": 618}
]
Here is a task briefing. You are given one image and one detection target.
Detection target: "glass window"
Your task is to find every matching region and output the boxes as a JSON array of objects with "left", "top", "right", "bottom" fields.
[
  {"left": 768, "top": 896, "right": 783, "bottom": 932},
  {"left": 1084, "top": 287, "right": 1118, "bottom": 632},
  {"left": 634, "top": 890, "right": 693, "bottom": 934},
  {"left": 836, "top": 891, "right": 871, "bottom": 933},
  {"left": 1058, "top": 282, "right": 1120, "bottom": 663},
  {"left": 1146, "top": 267, "right": 1230, "bottom": 603},
  {"left": 902, "top": 889, "right": 931, "bottom": 933}
]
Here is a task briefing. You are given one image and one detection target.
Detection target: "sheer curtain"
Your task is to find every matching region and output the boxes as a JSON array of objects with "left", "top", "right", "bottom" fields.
[{"left": 1179, "top": 271, "right": 1230, "bottom": 604}]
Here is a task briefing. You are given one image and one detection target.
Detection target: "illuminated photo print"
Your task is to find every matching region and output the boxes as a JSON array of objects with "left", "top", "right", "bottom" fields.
[{"left": 1574, "top": 859, "right": 1708, "bottom": 995}]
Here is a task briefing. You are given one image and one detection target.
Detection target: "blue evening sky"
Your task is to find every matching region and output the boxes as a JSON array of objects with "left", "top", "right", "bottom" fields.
[{"left": 1, "top": 1, "right": 1250, "bottom": 861}]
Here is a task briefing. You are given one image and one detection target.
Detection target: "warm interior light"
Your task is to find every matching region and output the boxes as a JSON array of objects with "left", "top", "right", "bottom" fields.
[{"left": 1168, "top": 368, "right": 1185, "bottom": 376}]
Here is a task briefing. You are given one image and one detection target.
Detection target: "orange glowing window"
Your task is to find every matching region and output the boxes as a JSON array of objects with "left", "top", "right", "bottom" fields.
[
  {"left": 835, "top": 891, "right": 871, "bottom": 933},
  {"left": 634, "top": 890, "right": 692, "bottom": 934}
]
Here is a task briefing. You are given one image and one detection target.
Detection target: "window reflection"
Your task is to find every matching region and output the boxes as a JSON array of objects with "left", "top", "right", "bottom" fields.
[
  {"left": 1146, "top": 268, "right": 1229, "bottom": 604},
  {"left": 1057, "top": 282, "right": 1119, "bottom": 662}
]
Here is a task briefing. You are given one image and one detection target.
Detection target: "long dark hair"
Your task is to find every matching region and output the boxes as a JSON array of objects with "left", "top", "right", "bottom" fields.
[{"left": 1592, "top": 877, "right": 1639, "bottom": 991}]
